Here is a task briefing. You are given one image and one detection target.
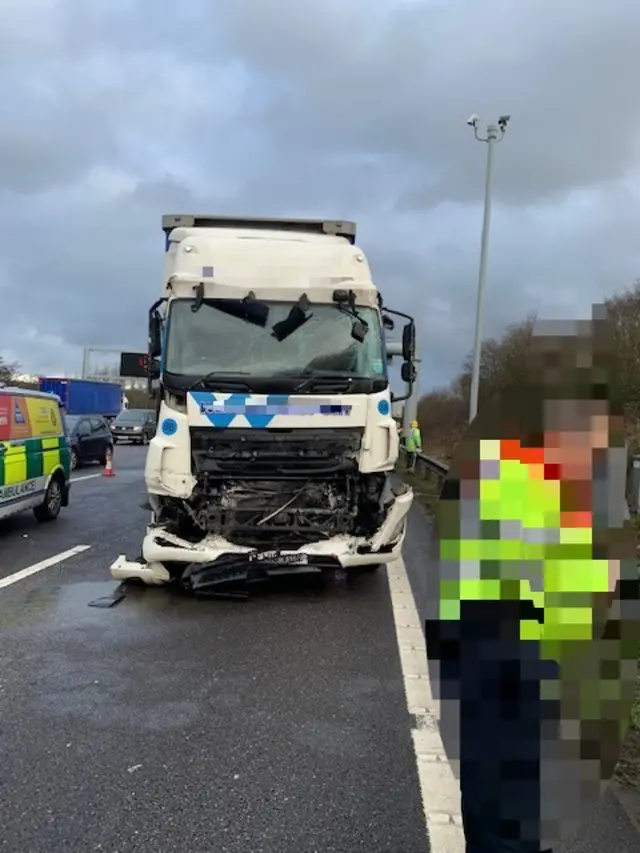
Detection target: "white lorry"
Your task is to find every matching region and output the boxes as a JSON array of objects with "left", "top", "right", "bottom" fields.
[{"left": 111, "top": 215, "right": 417, "bottom": 595}]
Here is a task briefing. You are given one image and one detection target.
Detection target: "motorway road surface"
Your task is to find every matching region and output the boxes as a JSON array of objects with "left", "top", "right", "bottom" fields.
[{"left": 0, "top": 446, "right": 638, "bottom": 853}]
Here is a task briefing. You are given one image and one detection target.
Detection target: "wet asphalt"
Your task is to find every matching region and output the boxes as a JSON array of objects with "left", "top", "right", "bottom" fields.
[
  {"left": 0, "top": 446, "right": 638, "bottom": 853},
  {"left": 0, "top": 447, "right": 426, "bottom": 853}
]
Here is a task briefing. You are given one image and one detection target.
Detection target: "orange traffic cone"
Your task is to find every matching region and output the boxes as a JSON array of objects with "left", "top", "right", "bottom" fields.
[{"left": 103, "top": 448, "right": 115, "bottom": 478}]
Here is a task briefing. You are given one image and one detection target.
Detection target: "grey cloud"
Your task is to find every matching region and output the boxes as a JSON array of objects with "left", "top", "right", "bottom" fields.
[
  {"left": 1, "top": 177, "right": 202, "bottom": 353},
  {"left": 2, "top": 0, "right": 640, "bottom": 393},
  {"left": 212, "top": 0, "right": 640, "bottom": 206},
  {"left": 0, "top": 0, "right": 226, "bottom": 196}
]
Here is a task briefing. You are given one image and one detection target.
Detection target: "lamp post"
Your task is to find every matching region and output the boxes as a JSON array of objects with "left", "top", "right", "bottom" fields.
[{"left": 467, "top": 113, "right": 510, "bottom": 422}]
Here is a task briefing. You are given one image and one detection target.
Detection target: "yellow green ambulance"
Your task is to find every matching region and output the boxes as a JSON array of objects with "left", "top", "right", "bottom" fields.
[{"left": 0, "top": 386, "right": 71, "bottom": 523}]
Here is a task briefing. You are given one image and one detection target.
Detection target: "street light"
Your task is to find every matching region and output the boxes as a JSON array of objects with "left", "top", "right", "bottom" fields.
[{"left": 467, "top": 113, "right": 510, "bottom": 422}]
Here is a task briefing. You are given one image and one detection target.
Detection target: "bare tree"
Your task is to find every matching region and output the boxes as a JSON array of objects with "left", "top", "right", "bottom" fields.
[
  {"left": 416, "top": 316, "right": 536, "bottom": 457},
  {"left": 417, "top": 389, "right": 467, "bottom": 461},
  {"left": 90, "top": 364, "right": 121, "bottom": 381},
  {"left": 456, "top": 314, "right": 536, "bottom": 407},
  {"left": 604, "top": 282, "right": 640, "bottom": 419},
  {"left": 414, "top": 281, "right": 640, "bottom": 458},
  {"left": 0, "top": 356, "right": 19, "bottom": 385},
  {"left": 125, "top": 388, "right": 154, "bottom": 409}
]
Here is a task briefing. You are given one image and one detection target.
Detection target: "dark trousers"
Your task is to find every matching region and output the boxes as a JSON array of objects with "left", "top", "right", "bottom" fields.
[{"left": 425, "top": 601, "right": 559, "bottom": 853}]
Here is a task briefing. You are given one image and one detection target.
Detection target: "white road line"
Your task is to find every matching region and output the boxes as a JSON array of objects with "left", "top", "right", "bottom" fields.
[
  {"left": 387, "top": 556, "right": 465, "bottom": 853},
  {"left": 70, "top": 473, "right": 103, "bottom": 482},
  {"left": 0, "top": 545, "right": 91, "bottom": 590}
]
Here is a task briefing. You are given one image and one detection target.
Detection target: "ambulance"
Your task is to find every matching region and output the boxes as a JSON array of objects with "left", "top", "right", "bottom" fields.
[{"left": 0, "top": 385, "right": 71, "bottom": 523}]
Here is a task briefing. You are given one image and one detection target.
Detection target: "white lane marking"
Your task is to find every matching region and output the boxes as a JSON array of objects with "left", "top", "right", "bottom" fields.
[
  {"left": 0, "top": 545, "right": 91, "bottom": 589},
  {"left": 387, "top": 556, "right": 465, "bottom": 853},
  {"left": 71, "top": 470, "right": 144, "bottom": 483}
]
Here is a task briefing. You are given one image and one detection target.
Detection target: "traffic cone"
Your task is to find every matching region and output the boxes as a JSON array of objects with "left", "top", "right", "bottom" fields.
[{"left": 103, "top": 448, "right": 115, "bottom": 478}]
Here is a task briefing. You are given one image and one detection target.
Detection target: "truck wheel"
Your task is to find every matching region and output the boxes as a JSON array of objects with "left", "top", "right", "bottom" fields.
[{"left": 34, "top": 475, "right": 64, "bottom": 523}]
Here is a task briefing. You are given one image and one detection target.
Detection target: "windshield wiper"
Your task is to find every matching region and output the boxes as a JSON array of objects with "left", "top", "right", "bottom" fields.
[
  {"left": 271, "top": 293, "right": 312, "bottom": 342},
  {"left": 292, "top": 371, "right": 369, "bottom": 392},
  {"left": 191, "top": 290, "right": 270, "bottom": 327},
  {"left": 186, "top": 370, "right": 251, "bottom": 392},
  {"left": 192, "top": 282, "right": 205, "bottom": 313},
  {"left": 334, "top": 290, "right": 369, "bottom": 342}
]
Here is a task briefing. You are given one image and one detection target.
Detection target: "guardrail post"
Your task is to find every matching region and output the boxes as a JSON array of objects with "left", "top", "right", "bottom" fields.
[{"left": 627, "top": 455, "right": 640, "bottom": 515}]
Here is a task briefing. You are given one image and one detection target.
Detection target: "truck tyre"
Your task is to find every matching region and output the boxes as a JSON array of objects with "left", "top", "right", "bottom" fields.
[{"left": 34, "top": 474, "right": 64, "bottom": 523}]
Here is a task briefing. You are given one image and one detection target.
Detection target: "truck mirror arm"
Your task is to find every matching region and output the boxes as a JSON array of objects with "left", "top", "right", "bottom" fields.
[
  {"left": 392, "top": 391, "right": 410, "bottom": 403},
  {"left": 381, "top": 306, "right": 414, "bottom": 323},
  {"left": 147, "top": 298, "right": 166, "bottom": 397}
]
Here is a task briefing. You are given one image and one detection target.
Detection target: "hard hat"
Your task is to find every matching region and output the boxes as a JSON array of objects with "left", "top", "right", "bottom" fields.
[{"left": 411, "top": 420, "right": 418, "bottom": 428}]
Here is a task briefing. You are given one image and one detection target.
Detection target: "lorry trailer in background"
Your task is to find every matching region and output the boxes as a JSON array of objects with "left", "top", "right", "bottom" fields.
[
  {"left": 38, "top": 378, "right": 123, "bottom": 420},
  {"left": 111, "top": 213, "right": 417, "bottom": 595}
]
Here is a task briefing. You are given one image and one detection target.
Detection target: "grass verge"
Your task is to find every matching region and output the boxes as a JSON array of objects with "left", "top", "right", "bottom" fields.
[
  {"left": 397, "top": 467, "right": 441, "bottom": 515},
  {"left": 614, "top": 674, "right": 640, "bottom": 789}
]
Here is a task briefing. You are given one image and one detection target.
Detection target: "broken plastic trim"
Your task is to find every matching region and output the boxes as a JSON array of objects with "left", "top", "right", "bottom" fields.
[
  {"left": 191, "top": 292, "right": 270, "bottom": 325},
  {"left": 191, "top": 281, "right": 205, "bottom": 313},
  {"left": 181, "top": 552, "right": 341, "bottom": 598},
  {"left": 271, "top": 293, "right": 312, "bottom": 342}
]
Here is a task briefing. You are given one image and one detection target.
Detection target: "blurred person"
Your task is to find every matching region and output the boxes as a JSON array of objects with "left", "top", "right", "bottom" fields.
[
  {"left": 406, "top": 419, "right": 422, "bottom": 472},
  {"left": 425, "top": 310, "right": 640, "bottom": 853}
]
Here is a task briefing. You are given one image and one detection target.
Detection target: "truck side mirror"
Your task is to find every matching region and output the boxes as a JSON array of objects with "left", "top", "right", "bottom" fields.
[
  {"left": 400, "top": 361, "right": 416, "bottom": 383},
  {"left": 350, "top": 319, "right": 368, "bottom": 342},
  {"left": 149, "top": 313, "right": 162, "bottom": 358},
  {"left": 402, "top": 322, "right": 416, "bottom": 362},
  {"left": 148, "top": 358, "right": 160, "bottom": 380}
]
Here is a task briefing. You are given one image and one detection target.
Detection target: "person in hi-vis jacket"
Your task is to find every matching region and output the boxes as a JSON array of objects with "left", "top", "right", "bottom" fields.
[
  {"left": 405, "top": 420, "right": 422, "bottom": 472},
  {"left": 425, "top": 313, "right": 639, "bottom": 853}
]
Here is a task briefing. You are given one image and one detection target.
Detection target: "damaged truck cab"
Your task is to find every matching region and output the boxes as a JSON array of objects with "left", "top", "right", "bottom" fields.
[{"left": 111, "top": 214, "right": 416, "bottom": 593}]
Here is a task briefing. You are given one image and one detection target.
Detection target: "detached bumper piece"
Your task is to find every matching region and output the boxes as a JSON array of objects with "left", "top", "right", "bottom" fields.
[{"left": 182, "top": 553, "right": 338, "bottom": 599}]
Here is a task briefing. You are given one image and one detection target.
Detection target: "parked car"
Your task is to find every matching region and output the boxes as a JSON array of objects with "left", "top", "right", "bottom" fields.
[
  {"left": 66, "top": 415, "right": 114, "bottom": 471},
  {"left": 110, "top": 409, "right": 156, "bottom": 445}
]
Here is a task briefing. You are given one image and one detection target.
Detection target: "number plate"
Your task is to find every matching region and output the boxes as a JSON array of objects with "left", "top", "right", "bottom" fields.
[{"left": 249, "top": 551, "right": 309, "bottom": 565}]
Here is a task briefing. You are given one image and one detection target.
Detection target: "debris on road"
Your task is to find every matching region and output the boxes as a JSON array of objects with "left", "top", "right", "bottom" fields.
[{"left": 88, "top": 590, "right": 126, "bottom": 608}]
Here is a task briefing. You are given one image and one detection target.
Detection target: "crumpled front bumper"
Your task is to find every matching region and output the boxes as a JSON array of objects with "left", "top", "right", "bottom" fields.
[{"left": 110, "top": 484, "right": 413, "bottom": 587}]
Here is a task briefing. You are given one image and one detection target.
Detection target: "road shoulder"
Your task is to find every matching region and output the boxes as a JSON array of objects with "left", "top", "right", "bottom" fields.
[{"left": 612, "top": 781, "right": 640, "bottom": 836}]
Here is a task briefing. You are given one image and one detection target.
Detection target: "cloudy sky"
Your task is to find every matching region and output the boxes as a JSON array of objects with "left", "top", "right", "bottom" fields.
[{"left": 2, "top": 0, "right": 640, "bottom": 390}]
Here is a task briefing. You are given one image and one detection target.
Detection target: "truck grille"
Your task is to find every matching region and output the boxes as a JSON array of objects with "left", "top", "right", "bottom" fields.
[{"left": 190, "top": 427, "right": 363, "bottom": 479}]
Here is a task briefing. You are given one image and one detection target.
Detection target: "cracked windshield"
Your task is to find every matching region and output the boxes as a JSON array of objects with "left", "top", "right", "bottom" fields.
[{"left": 165, "top": 299, "right": 386, "bottom": 378}]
